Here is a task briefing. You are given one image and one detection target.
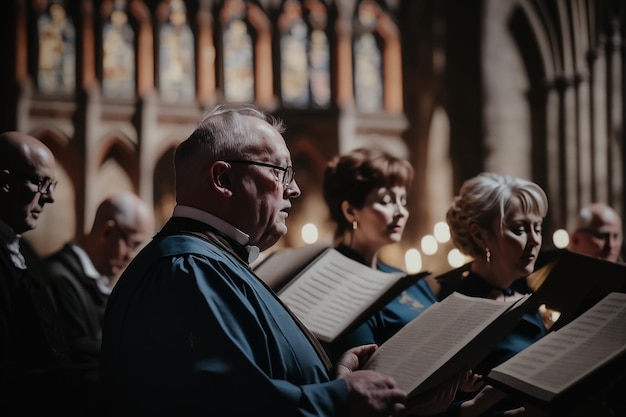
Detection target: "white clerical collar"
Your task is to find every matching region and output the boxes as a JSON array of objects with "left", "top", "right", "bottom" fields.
[
  {"left": 172, "top": 205, "right": 260, "bottom": 263},
  {"left": 69, "top": 244, "right": 112, "bottom": 295}
]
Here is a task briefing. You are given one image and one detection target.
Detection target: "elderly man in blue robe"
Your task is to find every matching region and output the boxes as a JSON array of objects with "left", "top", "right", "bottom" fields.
[{"left": 100, "top": 103, "right": 408, "bottom": 417}]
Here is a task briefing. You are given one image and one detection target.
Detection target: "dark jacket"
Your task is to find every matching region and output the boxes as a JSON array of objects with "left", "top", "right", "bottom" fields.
[
  {"left": 46, "top": 243, "right": 108, "bottom": 362},
  {"left": 0, "top": 241, "right": 71, "bottom": 415}
]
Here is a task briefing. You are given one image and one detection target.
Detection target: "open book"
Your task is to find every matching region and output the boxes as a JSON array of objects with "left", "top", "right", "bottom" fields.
[
  {"left": 274, "top": 248, "right": 430, "bottom": 343},
  {"left": 435, "top": 250, "right": 626, "bottom": 330},
  {"left": 486, "top": 291, "right": 626, "bottom": 406},
  {"left": 253, "top": 243, "right": 329, "bottom": 292},
  {"left": 363, "top": 291, "right": 537, "bottom": 397}
]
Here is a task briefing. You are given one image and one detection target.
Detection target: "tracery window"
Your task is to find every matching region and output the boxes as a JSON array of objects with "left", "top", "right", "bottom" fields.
[
  {"left": 102, "top": 0, "right": 135, "bottom": 98},
  {"left": 353, "top": 0, "right": 383, "bottom": 113},
  {"left": 37, "top": 0, "right": 76, "bottom": 94},
  {"left": 220, "top": 0, "right": 254, "bottom": 103},
  {"left": 278, "top": 0, "right": 330, "bottom": 109},
  {"left": 159, "top": 0, "right": 195, "bottom": 102}
]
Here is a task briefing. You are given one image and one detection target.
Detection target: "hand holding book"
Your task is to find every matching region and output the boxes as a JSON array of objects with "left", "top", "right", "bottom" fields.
[{"left": 362, "top": 292, "right": 535, "bottom": 398}]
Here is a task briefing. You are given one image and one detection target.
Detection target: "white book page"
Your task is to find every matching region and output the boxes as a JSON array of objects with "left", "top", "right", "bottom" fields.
[
  {"left": 364, "top": 292, "right": 524, "bottom": 394},
  {"left": 489, "top": 292, "right": 626, "bottom": 402},
  {"left": 278, "top": 249, "right": 404, "bottom": 342}
]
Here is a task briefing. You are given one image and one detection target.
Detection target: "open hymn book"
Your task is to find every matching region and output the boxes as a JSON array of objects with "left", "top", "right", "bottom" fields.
[
  {"left": 275, "top": 248, "right": 430, "bottom": 343},
  {"left": 362, "top": 291, "right": 537, "bottom": 398},
  {"left": 487, "top": 292, "right": 626, "bottom": 406}
]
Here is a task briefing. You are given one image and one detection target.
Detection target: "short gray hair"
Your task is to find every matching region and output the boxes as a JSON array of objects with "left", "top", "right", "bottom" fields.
[{"left": 174, "top": 103, "right": 285, "bottom": 189}]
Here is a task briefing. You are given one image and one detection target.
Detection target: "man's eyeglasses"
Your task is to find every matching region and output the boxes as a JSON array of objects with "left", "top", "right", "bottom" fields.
[
  {"left": 114, "top": 222, "right": 141, "bottom": 251},
  {"left": 7, "top": 170, "right": 57, "bottom": 194},
  {"left": 226, "top": 160, "right": 295, "bottom": 187}
]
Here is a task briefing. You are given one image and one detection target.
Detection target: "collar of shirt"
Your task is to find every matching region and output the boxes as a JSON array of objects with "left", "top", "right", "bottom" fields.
[
  {"left": 69, "top": 244, "right": 112, "bottom": 295},
  {"left": 0, "top": 219, "right": 27, "bottom": 269},
  {"left": 172, "top": 205, "right": 260, "bottom": 263}
]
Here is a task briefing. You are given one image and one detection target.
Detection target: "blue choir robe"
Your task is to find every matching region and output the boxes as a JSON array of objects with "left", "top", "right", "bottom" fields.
[{"left": 100, "top": 233, "right": 348, "bottom": 417}]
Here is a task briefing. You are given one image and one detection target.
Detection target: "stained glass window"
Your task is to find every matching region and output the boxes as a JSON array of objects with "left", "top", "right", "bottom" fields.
[
  {"left": 159, "top": 0, "right": 195, "bottom": 102},
  {"left": 102, "top": 0, "right": 135, "bottom": 98},
  {"left": 354, "top": 0, "right": 383, "bottom": 112},
  {"left": 309, "top": 28, "right": 331, "bottom": 108},
  {"left": 37, "top": 1, "right": 76, "bottom": 94},
  {"left": 221, "top": 0, "right": 254, "bottom": 103},
  {"left": 280, "top": 1, "right": 309, "bottom": 108},
  {"left": 279, "top": 0, "right": 330, "bottom": 109}
]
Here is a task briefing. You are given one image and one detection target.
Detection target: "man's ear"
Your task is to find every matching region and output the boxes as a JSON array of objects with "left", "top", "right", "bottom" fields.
[
  {"left": 211, "top": 161, "right": 232, "bottom": 195},
  {"left": 216, "top": 171, "right": 230, "bottom": 187},
  {"left": 102, "top": 220, "right": 117, "bottom": 240}
]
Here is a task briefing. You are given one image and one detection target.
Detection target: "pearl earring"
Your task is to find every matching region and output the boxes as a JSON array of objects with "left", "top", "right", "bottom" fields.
[
  {"left": 485, "top": 248, "right": 491, "bottom": 263},
  {"left": 352, "top": 220, "right": 358, "bottom": 231}
]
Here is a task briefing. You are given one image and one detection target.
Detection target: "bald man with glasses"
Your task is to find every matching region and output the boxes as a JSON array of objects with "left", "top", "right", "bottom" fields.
[
  {"left": 45, "top": 191, "right": 154, "bottom": 364},
  {"left": 0, "top": 131, "right": 93, "bottom": 416}
]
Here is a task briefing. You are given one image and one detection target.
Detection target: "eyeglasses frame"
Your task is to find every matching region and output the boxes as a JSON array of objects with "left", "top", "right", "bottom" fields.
[
  {"left": 6, "top": 170, "right": 57, "bottom": 194},
  {"left": 225, "top": 159, "right": 294, "bottom": 187},
  {"left": 113, "top": 222, "right": 142, "bottom": 251}
]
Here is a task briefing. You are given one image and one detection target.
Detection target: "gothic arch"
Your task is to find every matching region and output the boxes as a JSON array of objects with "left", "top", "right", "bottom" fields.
[
  {"left": 507, "top": 0, "right": 623, "bottom": 233},
  {"left": 95, "top": 133, "right": 138, "bottom": 190}
]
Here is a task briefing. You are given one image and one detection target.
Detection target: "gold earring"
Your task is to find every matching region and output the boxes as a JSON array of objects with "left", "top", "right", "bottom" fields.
[
  {"left": 485, "top": 248, "right": 491, "bottom": 263},
  {"left": 352, "top": 220, "right": 358, "bottom": 231}
]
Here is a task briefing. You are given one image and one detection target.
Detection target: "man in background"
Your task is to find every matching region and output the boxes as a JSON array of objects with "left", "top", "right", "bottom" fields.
[
  {"left": 46, "top": 191, "right": 154, "bottom": 362},
  {"left": 0, "top": 131, "right": 79, "bottom": 416},
  {"left": 568, "top": 202, "right": 623, "bottom": 263},
  {"left": 568, "top": 202, "right": 625, "bottom": 416}
]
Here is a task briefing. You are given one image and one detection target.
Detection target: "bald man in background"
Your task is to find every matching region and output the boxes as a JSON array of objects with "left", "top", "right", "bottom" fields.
[
  {"left": 43, "top": 192, "right": 153, "bottom": 417},
  {"left": 568, "top": 202, "right": 623, "bottom": 263},
  {"left": 46, "top": 191, "right": 154, "bottom": 362},
  {"left": 568, "top": 202, "right": 625, "bottom": 416},
  {"left": 0, "top": 131, "right": 79, "bottom": 416}
]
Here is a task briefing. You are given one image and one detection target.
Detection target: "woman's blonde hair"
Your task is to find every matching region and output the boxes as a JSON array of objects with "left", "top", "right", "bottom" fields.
[{"left": 446, "top": 172, "right": 549, "bottom": 258}]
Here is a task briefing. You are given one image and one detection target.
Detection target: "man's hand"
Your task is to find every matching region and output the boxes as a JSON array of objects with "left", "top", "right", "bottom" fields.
[
  {"left": 458, "top": 370, "right": 483, "bottom": 393},
  {"left": 459, "top": 385, "right": 552, "bottom": 417},
  {"left": 334, "top": 344, "right": 378, "bottom": 378},
  {"left": 403, "top": 370, "right": 467, "bottom": 416},
  {"left": 342, "top": 370, "right": 407, "bottom": 417},
  {"left": 336, "top": 344, "right": 407, "bottom": 417},
  {"left": 459, "top": 385, "right": 508, "bottom": 417}
]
